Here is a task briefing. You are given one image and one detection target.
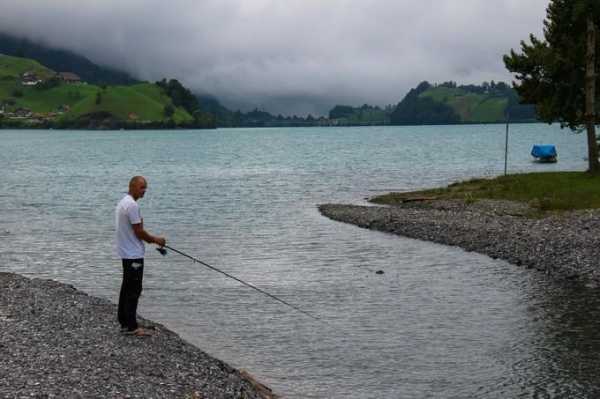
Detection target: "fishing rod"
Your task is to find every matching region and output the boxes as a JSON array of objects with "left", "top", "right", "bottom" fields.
[{"left": 156, "top": 244, "right": 320, "bottom": 322}]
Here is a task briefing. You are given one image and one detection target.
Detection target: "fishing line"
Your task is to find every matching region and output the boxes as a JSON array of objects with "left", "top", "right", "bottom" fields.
[{"left": 157, "top": 244, "right": 321, "bottom": 322}]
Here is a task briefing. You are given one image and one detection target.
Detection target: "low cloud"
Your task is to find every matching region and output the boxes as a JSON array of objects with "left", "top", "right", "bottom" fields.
[{"left": 0, "top": 0, "right": 549, "bottom": 115}]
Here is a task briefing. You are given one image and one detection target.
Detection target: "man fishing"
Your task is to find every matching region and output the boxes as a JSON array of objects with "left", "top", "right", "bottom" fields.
[{"left": 115, "top": 176, "right": 166, "bottom": 336}]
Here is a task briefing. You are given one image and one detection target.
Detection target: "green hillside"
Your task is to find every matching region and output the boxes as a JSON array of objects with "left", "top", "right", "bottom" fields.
[
  {"left": 0, "top": 55, "right": 210, "bottom": 129},
  {"left": 1, "top": 82, "right": 98, "bottom": 112},
  {"left": 0, "top": 55, "right": 56, "bottom": 80},
  {"left": 390, "top": 81, "right": 537, "bottom": 125},
  {"left": 419, "top": 86, "right": 508, "bottom": 122},
  {"left": 64, "top": 84, "right": 192, "bottom": 123}
]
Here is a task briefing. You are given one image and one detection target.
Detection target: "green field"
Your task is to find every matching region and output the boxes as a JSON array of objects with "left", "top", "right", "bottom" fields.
[
  {"left": 10, "top": 84, "right": 98, "bottom": 112},
  {"left": 371, "top": 172, "right": 600, "bottom": 213},
  {"left": 419, "top": 86, "right": 508, "bottom": 123},
  {"left": 0, "top": 55, "right": 193, "bottom": 124},
  {"left": 64, "top": 84, "right": 192, "bottom": 123},
  {"left": 0, "top": 55, "right": 55, "bottom": 80}
]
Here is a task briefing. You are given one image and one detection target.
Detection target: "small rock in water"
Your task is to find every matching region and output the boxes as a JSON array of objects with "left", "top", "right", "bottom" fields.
[{"left": 375, "top": 270, "right": 384, "bottom": 275}]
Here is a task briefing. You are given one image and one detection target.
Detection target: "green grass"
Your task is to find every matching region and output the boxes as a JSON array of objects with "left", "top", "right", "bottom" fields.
[
  {"left": 129, "top": 83, "right": 167, "bottom": 103},
  {"left": 0, "top": 80, "right": 100, "bottom": 113},
  {"left": 0, "top": 81, "right": 19, "bottom": 98},
  {"left": 419, "top": 87, "right": 509, "bottom": 123},
  {"left": 0, "top": 55, "right": 55, "bottom": 80},
  {"left": 470, "top": 97, "right": 508, "bottom": 121},
  {"left": 371, "top": 172, "right": 600, "bottom": 212},
  {"left": 19, "top": 85, "right": 99, "bottom": 112},
  {"left": 62, "top": 84, "right": 192, "bottom": 122}
]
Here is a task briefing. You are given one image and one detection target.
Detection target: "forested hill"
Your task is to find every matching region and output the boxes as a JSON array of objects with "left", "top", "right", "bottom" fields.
[
  {"left": 0, "top": 32, "right": 138, "bottom": 85},
  {"left": 198, "top": 81, "right": 539, "bottom": 127},
  {"left": 390, "top": 81, "right": 537, "bottom": 125}
]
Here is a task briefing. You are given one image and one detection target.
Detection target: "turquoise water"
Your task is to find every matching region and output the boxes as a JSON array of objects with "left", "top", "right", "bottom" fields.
[{"left": 2, "top": 125, "right": 600, "bottom": 398}]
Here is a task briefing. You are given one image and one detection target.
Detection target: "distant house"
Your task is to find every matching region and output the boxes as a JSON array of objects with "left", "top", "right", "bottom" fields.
[
  {"left": 58, "top": 72, "right": 82, "bottom": 84},
  {"left": 22, "top": 71, "right": 42, "bottom": 86}
]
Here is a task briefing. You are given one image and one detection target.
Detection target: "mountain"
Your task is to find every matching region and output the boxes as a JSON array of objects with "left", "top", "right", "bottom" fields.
[
  {"left": 0, "top": 55, "right": 215, "bottom": 129},
  {"left": 390, "top": 81, "right": 537, "bottom": 125},
  {"left": 0, "top": 32, "right": 538, "bottom": 127},
  {"left": 0, "top": 32, "right": 138, "bottom": 85}
]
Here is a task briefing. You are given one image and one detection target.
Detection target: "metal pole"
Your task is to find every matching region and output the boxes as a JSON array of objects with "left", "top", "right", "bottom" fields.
[{"left": 504, "top": 113, "right": 510, "bottom": 175}]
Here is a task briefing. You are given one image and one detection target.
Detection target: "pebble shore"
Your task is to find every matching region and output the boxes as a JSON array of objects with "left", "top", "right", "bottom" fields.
[
  {"left": 0, "top": 272, "right": 277, "bottom": 399},
  {"left": 319, "top": 199, "right": 600, "bottom": 286}
]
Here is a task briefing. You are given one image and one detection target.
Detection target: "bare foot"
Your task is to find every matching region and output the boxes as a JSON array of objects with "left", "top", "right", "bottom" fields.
[
  {"left": 122, "top": 327, "right": 153, "bottom": 337},
  {"left": 132, "top": 327, "right": 153, "bottom": 337}
]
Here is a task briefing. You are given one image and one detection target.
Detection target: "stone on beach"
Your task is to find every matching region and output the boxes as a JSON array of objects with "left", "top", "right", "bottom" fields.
[{"left": 0, "top": 272, "right": 277, "bottom": 399}]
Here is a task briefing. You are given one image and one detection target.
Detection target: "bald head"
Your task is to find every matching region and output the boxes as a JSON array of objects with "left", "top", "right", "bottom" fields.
[{"left": 128, "top": 176, "right": 147, "bottom": 200}]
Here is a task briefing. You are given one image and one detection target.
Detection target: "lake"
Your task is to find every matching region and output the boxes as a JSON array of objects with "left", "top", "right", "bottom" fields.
[{"left": 2, "top": 124, "right": 600, "bottom": 398}]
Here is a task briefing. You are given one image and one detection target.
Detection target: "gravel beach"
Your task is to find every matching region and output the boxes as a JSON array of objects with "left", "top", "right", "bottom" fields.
[
  {"left": 319, "top": 199, "right": 600, "bottom": 286},
  {"left": 0, "top": 272, "right": 277, "bottom": 399}
]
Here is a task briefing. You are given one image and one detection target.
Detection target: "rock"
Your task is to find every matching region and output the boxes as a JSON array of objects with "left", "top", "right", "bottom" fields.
[{"left": 0, "top": 272, "right": 277, "bottom": 399}]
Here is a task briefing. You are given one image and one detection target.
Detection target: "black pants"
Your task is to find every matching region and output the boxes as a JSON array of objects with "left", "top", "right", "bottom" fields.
[{"left": 118, "top": 258, "right": 144, "bottom": 331}]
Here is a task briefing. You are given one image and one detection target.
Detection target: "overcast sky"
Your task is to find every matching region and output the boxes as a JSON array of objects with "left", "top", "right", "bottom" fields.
[{"left": 0, "top": 0, "right": 549, "bottom": 115}]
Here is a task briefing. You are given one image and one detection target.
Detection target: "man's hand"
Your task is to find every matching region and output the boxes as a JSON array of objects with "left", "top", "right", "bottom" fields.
[{"left": 154, "top": 237, "right": 166, "bottom": 247}]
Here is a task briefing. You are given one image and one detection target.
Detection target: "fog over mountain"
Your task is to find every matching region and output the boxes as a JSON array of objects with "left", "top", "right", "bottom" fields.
[{"left": 0, "top": 0, "right": 548, "bottom": 115}]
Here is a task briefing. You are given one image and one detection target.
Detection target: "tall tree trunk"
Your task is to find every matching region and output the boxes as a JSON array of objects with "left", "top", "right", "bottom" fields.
[{"left": 586, "top": 17, "right": 599, "bottom": 173}]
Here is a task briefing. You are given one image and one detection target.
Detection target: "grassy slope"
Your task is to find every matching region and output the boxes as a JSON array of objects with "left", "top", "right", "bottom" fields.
[
  {"left": 371, "top": 172, "right": 600, "bottom": 212},
  {"left": 419, "top": 86, "right": 507, "bottom": 123},
  {"left": 0, "top": 55, "right": 55, "bottom": 80},
  {"left": 19, "top": 85, "right": 98, "bottom": 112},
  {"left": 0, "top": 55, "right": 192, "bottom": 122},
  {"left": 65, "top": 84, "right": 192, "bottom": 122}
]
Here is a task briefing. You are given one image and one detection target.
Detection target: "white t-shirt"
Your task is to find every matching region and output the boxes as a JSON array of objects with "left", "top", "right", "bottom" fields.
[{"left": 115, "top": 194, "right": 145, "bottom": 259}]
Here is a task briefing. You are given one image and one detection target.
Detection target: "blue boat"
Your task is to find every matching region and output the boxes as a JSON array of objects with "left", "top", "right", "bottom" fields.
[{"left": 531, "top": 144, "right": 557, "bottom": 163}]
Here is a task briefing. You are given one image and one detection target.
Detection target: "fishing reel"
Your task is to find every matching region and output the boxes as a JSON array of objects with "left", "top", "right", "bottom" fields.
[{"left": 156, "top": 247, "right": 167, "bottom": 256}]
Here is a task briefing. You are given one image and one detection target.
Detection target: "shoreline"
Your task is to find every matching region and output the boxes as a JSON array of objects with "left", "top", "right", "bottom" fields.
[
  {"left": 0, "top": 272, "right": 277, "bottom": 399},
  {"left": 319, "top": 199, "right": 600, "bottom": 287}
]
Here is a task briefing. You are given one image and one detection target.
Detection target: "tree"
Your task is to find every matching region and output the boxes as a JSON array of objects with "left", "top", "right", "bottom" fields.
[
  {"left": 155, "top": 78, "right": 200, "bottom": 114},
  {"left": 504, "top": 0, "right": 600, "bottom": 173},
  {"left": 163, "top": 104, "right": 175, "bottom": 118},
  {"left": 329, "top": 105, "right": 354, "bottom": 119}
]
